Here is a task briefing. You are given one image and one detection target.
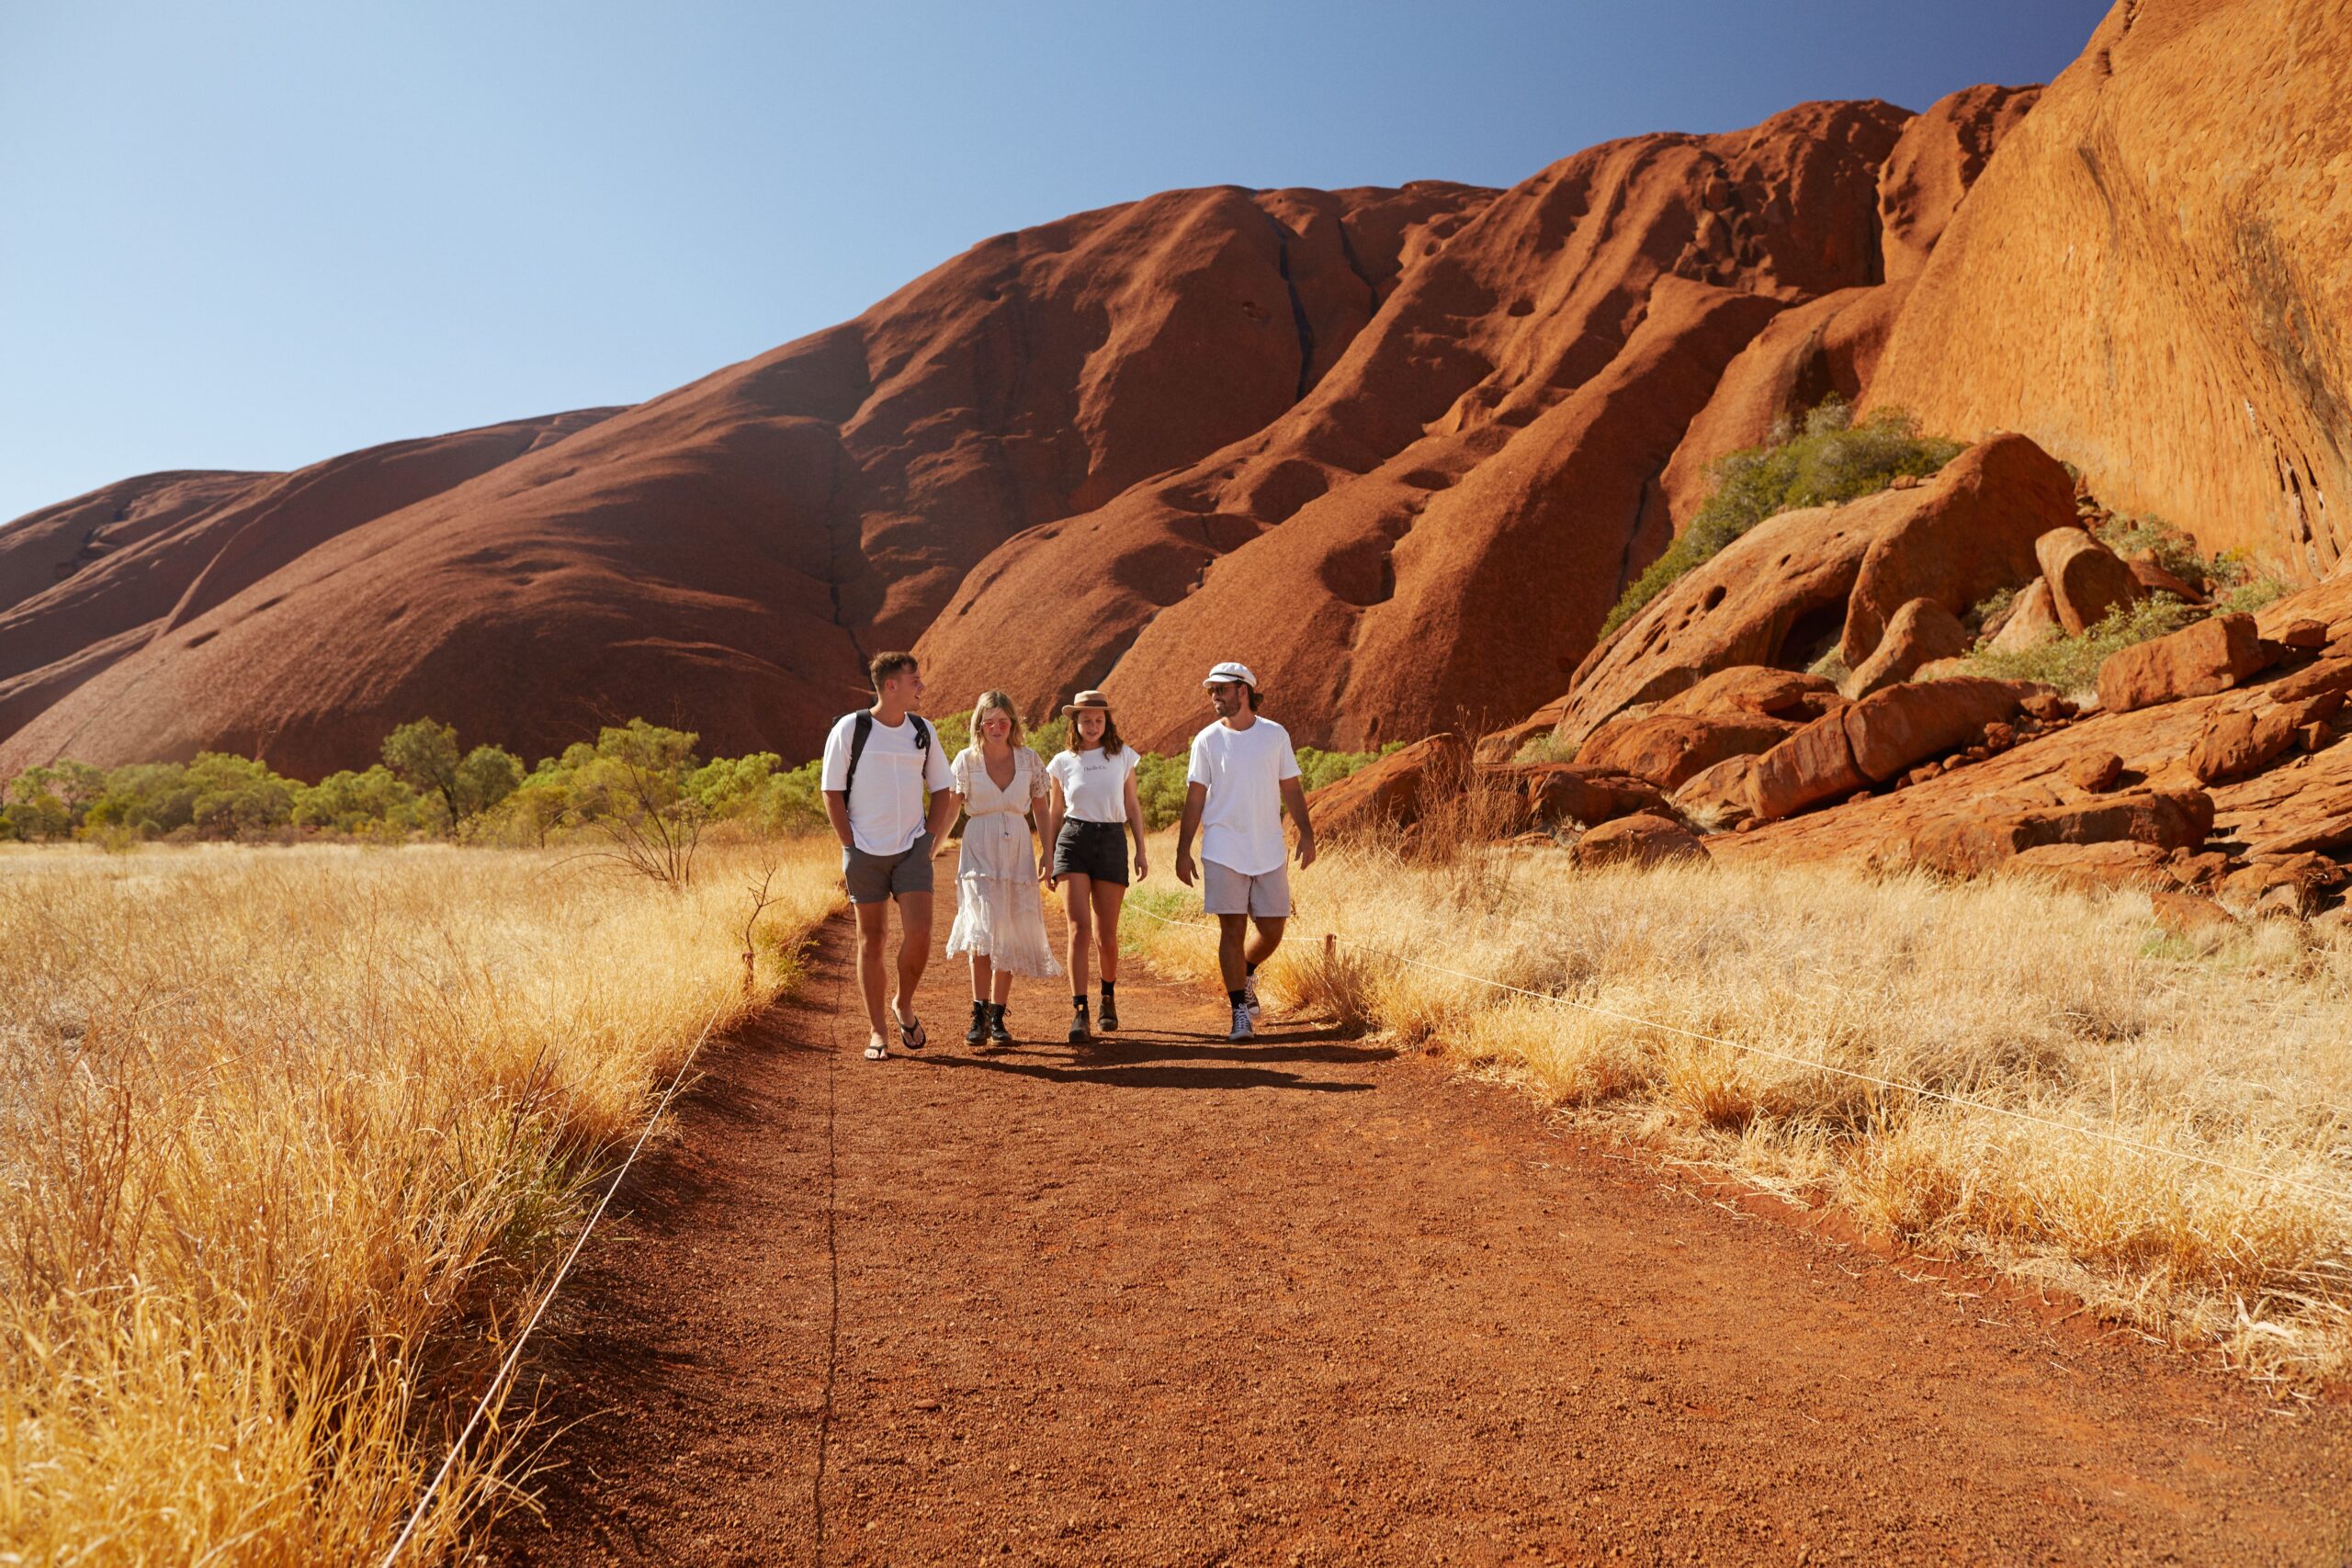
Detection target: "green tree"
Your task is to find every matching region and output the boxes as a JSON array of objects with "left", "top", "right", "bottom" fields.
[
  {"left": 381, "top": 719, "right": 463, "bottom": 819},
  {"left": 293, "top": 765, "right": 427, "bottom": 837},
  {"left": 455, "top": 745, "right": 525, "bottom": 817}
]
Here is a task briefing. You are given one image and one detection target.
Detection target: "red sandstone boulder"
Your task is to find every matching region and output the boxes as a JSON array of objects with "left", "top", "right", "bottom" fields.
[
  {"left": 2151, "top": 890, "right": 2239, "bottom": 945},
  {"left": 1473, "top": 717, "right": 1556, "bottom": 766},
  {"left": 1842, "top": 676, "right": 2039, "bottom": 782},
  {"left": 2127, "top": 558, "right": 2205, "bottom": 603},
  {"left": 1577, "top": 712, "right": 1799, "bottom": 792},
  {"left": 2188, "top": 695, "right": 2343, "bottom": 785},
  {"left": 1994, "top": 841, "right": 2177, "bottom": 896},
  {"left": 2216, "top": 856, "right": 2340, "bottom": 919},
  {"left": 1838, "top": 434, "right": 2075, "bottom": 668},
  {"left": 1478, "top": 762, "right": 1672, "bottom": 831},
  {"left": 1670, "top": 755, "right": 1760, "bottom": 832},
  {"left": 1652, "top": 666, "right": 1843, "bottom": 723},
  {"left": 2096, "top": 614, "right": 2269, "bottom": 713},
  {"left": 1306, "top": 733, "right": 1468, "bottom": 840},
  {"left": 1573, "top": 812, "right": 1709, "bottom": 870},
  {"left": 1747, "top": 713, "right": 1868, "bottom": 822},
  {"left": 2263, "top": 658, "right": 2352, "bottom": 705},
  {"left": 1908, "top": 790, "right": 2217, "bottom": 876},
  {"left": 2034, "top": 528, "right": 2141, "bottom": 636},
  {"left": 2065, "top": 751, "right": 2123, "bottom": 793},
  {"left": 1984, "top": 578, "right": 2062, "bottom": 655},
  {"left": 1841, "top": 597, "right": 1972, "bottom": 699}
]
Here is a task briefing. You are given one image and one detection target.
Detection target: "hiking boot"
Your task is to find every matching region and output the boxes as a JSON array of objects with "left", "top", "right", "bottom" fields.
[
  {"left": 1241, "top": 975, "right": 1262, "bottom": 1019},
  {"left": 1227, "top": 1003, "right": 1255, "bottom": 1042},
  {"left": 964, "top": 999, "right": 989, "bottom": 1046},
  {"left": 1068, "top": 1003, "right": 1091, "bottom": 1043},
  {"left": 986, "top": 1004, "right": 1013, "bottom": 1047},
  {"left": 1098, "top": 992, "right": 1120, "bottom": 1032}
]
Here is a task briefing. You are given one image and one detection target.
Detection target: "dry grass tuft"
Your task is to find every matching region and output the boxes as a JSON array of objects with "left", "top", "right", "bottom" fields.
[
  {"left": 0, "top": 839, "right": 840, "bottom": 1562},
  {"left": 1125, "top": 829, "right": 2352, "bottom": 1384}
]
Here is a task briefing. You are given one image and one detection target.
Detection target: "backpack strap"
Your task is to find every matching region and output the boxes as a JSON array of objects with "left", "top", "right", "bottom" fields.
[{"left": 842, "top": 710, "right": 930, "bottom": 799}]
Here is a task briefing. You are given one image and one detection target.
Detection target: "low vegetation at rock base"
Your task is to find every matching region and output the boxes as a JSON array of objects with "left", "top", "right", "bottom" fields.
[
  {"left": 0, "top": 717, "right": 1394, "bottom": 851},
  {"left": 1955, "top": 513, "right": 2290, "bottom": 695},
  {"left": 1600, "top": 398, "right": 1966, "bottom": 637},
  {"left": 1128, "top": 829, "right": 2351, "bottom": 1388},
  {"left": 0, "top": 840, "right": 843, "bottom": 1561}
]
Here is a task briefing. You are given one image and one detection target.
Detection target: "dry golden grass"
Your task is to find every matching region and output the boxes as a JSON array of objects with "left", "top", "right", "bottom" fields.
[
  {"left": 1127, "top": 829, "right": 2352, "bottom": 1386},
  {"left": 0, "top": 838, "right": 840, "bottom": 1563}
]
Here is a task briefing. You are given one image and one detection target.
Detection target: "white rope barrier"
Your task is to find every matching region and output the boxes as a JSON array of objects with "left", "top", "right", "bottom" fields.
[
  {"left": 379, "top": 999, "right": 733, "bottom": 1566},
  {"left": 1128, "top": 901, "right": 2352, "bottom": 1210}
]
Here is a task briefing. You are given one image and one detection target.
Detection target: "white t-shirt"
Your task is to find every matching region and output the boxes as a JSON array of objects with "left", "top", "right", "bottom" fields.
[
  {"left": 1186, "top": 716, "right": 1301, "bottom": 875},
  {"left": 1047, "top": 746, "right": 1139, "bottom": 824},
  {"left": 819, "top": 712, "right": 955, "bottom": 856}
]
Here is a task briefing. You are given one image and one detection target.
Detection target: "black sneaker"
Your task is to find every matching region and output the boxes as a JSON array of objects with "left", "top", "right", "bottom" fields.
[
  {"left": 1068, "top": 1004, "right": 1091, "bottom": 1043},
  {"left": 964, "top": 999, "right": 989, "bottom": 1046},
  {"left": 1098, "top": 993, "right": 1120, "bottom": 1032},
  {"left": 986, "top": 1005, "right": 1013, "bottom": 1047}
]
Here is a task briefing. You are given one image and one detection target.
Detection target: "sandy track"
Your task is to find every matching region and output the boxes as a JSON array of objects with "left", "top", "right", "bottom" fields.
[{"left": 491, "top": 913, "right": 2350, "bottom": 1565}]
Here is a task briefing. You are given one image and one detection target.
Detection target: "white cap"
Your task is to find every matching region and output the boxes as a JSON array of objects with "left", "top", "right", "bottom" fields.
[{"left": 1203, "top": 660, "right": 1258, "bottom": 688}]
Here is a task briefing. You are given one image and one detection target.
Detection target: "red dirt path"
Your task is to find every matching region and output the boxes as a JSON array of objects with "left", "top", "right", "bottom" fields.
[{"left": 490, "top": 914, "right": 2351, "bottom": 1565}]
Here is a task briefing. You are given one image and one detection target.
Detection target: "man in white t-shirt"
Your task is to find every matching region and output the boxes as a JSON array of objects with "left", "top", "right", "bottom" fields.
[
  {"left": 820, "top": 651, "right": 958, "bottom": 1062},
  {"left": 1174, "top": 660, "right": 1318, "bottom": 1042}
]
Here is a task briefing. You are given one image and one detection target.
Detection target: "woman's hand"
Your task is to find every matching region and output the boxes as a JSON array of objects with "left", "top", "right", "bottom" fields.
[
  {"left": 1133, "top": 847, "right": 1150, "bottom": 880},
  {"left": 1039, "top": 854, "right": 1057, "bottom": 892}
]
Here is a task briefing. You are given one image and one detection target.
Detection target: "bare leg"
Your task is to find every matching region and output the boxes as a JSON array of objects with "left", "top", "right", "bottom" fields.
[
  {"left": 1217, "top": 914, "right": 1250, "bottom": 994},
  {"left": 854, "top": 902, "right": 892, "bottom": 1054},
  {"left": 892, "top": 891, "right": 933, "bottom": 1029},
  {"left": 967, "top": 953, "right": 993, "bottom": 1002},
  {"left": 1091, "top": 880, "right": 1126, "bottom": 986},
  {"left": 990, "top": 967, "right": 1014, "bottom": 1005},
  {"left": 1245, "top": 915, "right": 1286, "bottom": 973},
  {"left": 1062, "top": 874, "right": 1096, "bottom": 996}
]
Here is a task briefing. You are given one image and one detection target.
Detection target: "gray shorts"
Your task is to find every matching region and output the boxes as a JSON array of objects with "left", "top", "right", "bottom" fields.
[
  {"left": 1203, "top": 858, "right": 1291, "bottom": 918},
  {"left": 842, "top": 831, "right": 936, "bottom": 904}
]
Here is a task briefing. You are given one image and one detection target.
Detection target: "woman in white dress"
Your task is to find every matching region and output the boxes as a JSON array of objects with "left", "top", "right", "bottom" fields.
[
  {"left": 944, "top": 691, "right": 1060, "bottom": 1046},
  {"left": 1044, "top": 690, "right": 1148, "bottom": 1043}
]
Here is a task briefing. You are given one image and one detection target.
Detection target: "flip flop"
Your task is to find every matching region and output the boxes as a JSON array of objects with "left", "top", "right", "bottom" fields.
[
  {"left": 863, "top": 1041, "right": 888, "bottom": 1061},
  {"left": 896, "top": 1014, "right": 928, "bottom": 1052}
]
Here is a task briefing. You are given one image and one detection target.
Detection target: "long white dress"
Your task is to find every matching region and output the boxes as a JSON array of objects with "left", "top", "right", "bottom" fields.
[{"left": 945, "top": 745, "right": 1061, "bottom": 976}]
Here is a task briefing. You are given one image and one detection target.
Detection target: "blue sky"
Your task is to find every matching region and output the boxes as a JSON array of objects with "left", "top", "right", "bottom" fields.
[{"left": 0, "top": 1, "right": 2110, "bottom": 522}]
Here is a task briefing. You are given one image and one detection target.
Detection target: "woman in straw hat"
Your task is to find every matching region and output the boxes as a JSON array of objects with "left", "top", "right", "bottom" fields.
[
  {"left": 944, "top": 690, "right": 1059, "bottom": 1047},
  {"left": 1044, "top": 690, "right": 1148, "bottom": 1043}
]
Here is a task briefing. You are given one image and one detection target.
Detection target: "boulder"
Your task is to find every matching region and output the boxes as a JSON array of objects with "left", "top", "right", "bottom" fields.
[
  {"left": 1838, "top": 433, "right": 2075, "bottom": 668},
  {"left": 1984, "top": 578, "right": 2062, "bottom": 655},
  {"left": 2065, "top": 751, "right": 2123, "bottom": 793},
  {"left": 1306, "top": 733, "right": 1469, "bottom": 841},
  {"left": 1474, "top": 717, "right": 1556, "bottom": 766},
  {"left": 2034, "top": 527, "right": 2142, "bottom": 636},
  {"left": 2216, "top": 857, "right": 2339, "bottom": 919},
  {"left": 1670, "top": 754, "right": 1760, "bottom": 832},
  {"left": 2263, "top": 657, "right": 2352, "bottom": 705},
  {"left": 1842, "top": 676, "right": 2038, "bottom": 783},
  {"left": 1747, "top": 713, "right": 1869, "bottom": 822},
  {"left": 1651, "top": 666, "right": 1843, "bottom": 723},
  {"left": 2127, "top": 558, "right": 2205, "bottom": 603},
  {"left": 2096, "top": 614, "right": 2270, "bottom": 714},
  {"left": 2188, "top": 693, "right": 2344, "bottom": 784},
  {"left": 2279, "top": 619, "right": 2331, "bottom": 650},
  {"left": 2150, "top": 890, "right": 2239, "bottom": 947},
  {"left": 1478, "top": 762, "right": 1673, "bottom": 831},
  {"left": 1994, "top": 841, "right": 2177, "bottom": 896},
  {"left": 1909, "top": 790, "right": 2217, "bottom": 876},
  {"left": 1840, "top": 597, "right": 1973, "bottom": 699},
  {"left": 1572, "top": 812, "right": 1709, "bottom": 870},
  {"left": 1577, "top": 711, "right": 1800, "bottom": 792}
]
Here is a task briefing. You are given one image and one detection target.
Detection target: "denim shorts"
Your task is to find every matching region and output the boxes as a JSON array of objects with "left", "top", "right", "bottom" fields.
[
  {"left": 842, "top": 831, "right": 936, "bottom": 904},
  {"left": 1052, "top": 819, "right": 1129, "bottom": 886}
]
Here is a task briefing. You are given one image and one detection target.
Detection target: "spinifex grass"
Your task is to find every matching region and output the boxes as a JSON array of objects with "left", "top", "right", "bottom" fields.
[
  {"left": 0, "top": 839, "right": 840, "bottom": 1562},
  {"left": 1125, "top": 829, "right": 2352, "bottom": 1384}
]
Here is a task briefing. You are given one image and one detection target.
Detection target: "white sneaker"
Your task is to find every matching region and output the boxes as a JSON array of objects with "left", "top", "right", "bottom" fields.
[
  {"left": 1227, "top": 1003, "right": 1255, "bottom": 1042},
  {"left": 1242, "top": 975, "right": 1262, "bottom": 1018}
]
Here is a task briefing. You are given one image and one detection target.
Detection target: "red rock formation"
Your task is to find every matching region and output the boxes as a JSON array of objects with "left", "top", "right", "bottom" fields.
[
  {"left": 1305, "top": 732, "right": 1468, "bottom": 840},
  {"left": 1866, "top": 0, "right": 2352, "bottom": 574}
]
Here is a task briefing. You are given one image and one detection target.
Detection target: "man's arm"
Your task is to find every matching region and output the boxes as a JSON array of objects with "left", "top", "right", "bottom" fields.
[
  {"left": 1280, "top": 776, "right": 1317, "bottom": 870},
  {"left": 1174, "top": 782, "right": 1207, "bottom": 886},
  {"left": 924, "top": 781, "right": 960, "bottom": 844},
  {"left": 824, "top": 791, "right": 854, "bottom": 849}
]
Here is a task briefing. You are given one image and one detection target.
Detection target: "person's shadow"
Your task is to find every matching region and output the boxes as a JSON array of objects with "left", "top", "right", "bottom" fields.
[{"left": 914, "top": 1016, "right": 1388, "bottom": 1092}]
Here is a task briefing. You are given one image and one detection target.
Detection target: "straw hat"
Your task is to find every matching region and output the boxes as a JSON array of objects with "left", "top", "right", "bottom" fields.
[{"left": 1059, "top": 688, "right": 1114, "bottom": 716}]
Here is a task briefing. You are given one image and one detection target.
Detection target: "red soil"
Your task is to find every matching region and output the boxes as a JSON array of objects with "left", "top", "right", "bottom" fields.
[{"left": 487, "top": 914, "right": 2351, "bottom": 1565}]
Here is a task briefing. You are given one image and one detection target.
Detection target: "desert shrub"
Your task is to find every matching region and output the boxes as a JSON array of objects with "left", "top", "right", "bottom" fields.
[
  {"left": 1512, "top": 733, "right": 1578, "bottom": 764},
  {"left": 1600, "top": 398, "right": 1965, "bottom": 637},
  {"left": 1957, "top": 595, "right": 2200, "bottom": 694},
  {"left": 1029, "top": 715, "right": 1071, "bottom": 758},
  {"left": 1295, "top": 743, "right": 1399, "bottom": 795},
  {"left": 1135, "top": 751, "right": 1191, "bottom": 829},
  {"left": 2095, "top": 513, "right": 2206, "bottom": 581},
  {"left": 2212, "top": 575, "right": 2291, "bottom": 617},
  {"left": 292, "top": 764, "right": 429, "bottom": 838}
]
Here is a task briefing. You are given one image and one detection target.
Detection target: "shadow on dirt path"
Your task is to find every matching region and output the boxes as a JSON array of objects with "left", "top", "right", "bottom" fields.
[{"left": 491, "top": 911, "right": 2352, "bottom": 1566}]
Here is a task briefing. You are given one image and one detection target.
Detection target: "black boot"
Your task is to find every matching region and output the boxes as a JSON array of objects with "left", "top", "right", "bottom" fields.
[
  {"left": 1067, "top": 998, "right": 1091, "bottom": 1043},
  {"left": 986, "top": 1002, "right": 1013, "bottom": 1046},
  {"left": 1098, "top": 983, "right": 1119, "bottom": 1032},
  {"left": 964, "top": 998, "right": 989, "bottom": 1046}
]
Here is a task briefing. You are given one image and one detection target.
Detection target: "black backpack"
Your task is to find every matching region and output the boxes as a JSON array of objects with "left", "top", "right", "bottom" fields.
[{"left": 841, "top": 709, "right": 932, "bottom": 799}]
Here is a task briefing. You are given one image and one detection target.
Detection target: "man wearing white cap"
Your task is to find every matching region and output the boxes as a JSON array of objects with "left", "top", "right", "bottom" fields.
[{"left": 1175, "top": 660, "right": 1317, "bottom": 1041}]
